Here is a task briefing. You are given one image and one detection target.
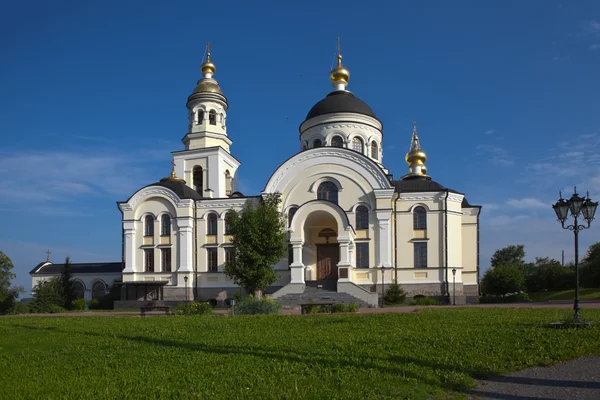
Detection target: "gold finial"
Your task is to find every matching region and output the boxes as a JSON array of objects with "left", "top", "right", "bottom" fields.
[
  {"left": 201, "top": 42, "right": 216, "bottom": 76},
  {"left": 404, "top": 120, "right": 430, "bottom": 179},
  {"left": 330, "top": 37, "right": 350, "bottom": 89},
  {"left": 162, "top": 160, "right": 186, "bottom": 183}
]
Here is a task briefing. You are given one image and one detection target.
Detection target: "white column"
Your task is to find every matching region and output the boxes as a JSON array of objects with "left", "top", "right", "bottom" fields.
[
  {"left": 290, "top": 240, "right": 305, "bottom": 284},
  {"left": 176, "top": 217, "right": 194, "bottom": 272},
  {"left": 376, "top": 210, "right": 392, "bottom": 268},
  {"left": 123, "top": 221, "right": 136, "bottom": 273}
]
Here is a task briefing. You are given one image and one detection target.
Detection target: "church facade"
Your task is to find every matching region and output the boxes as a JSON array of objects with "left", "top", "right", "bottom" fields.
[{"left": 114, "top": 47, "right": 481, "bottom": 307}]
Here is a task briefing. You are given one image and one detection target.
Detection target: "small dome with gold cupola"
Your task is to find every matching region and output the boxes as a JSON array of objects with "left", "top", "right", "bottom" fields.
[{"left": 402, "top": 121, "right": 431, "bottom": 180}]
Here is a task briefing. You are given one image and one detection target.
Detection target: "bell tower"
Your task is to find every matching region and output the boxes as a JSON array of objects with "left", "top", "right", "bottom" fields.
[{"left": 173, "top": 44, "right": 240, "bottom": 198}]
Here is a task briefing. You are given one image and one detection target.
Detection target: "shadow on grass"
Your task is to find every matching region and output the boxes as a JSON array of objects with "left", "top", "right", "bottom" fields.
[{"left": 16, "top": 324, "right": 473, "bottom": 392}]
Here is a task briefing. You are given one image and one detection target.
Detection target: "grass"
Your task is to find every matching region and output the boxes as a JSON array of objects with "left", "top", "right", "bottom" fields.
[
  {"left": 528, "top": 288, "right": 600, "bottom": 302},
  {"left": 1, "top": 309, "right": 599, "bottom": 399}
]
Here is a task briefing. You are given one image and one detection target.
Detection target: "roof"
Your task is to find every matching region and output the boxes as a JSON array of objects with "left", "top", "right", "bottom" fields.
[
  {"left": 152, "top": 179, "right": 203, "bottom": 200},
  {"left": 30, "top": 261, "right": 123, "bottom": 275},
  {"left": 305, "top": 91, "right": 377, "bottom": 121},
  {"left": 392, "top": 177, "right": 460, "bottom": 194}
]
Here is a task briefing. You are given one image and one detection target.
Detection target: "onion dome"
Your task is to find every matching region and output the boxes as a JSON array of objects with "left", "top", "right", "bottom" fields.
[
  {"left": 161, "top": 160, "right": 186, "bottom": 184},
  {"left": 402, "top": 121, "right": 431, "bottom": 180},
  {"left": 330, "top": 54, "right": 350, "bottom": 89},
  {"left": 187, "top": 43, "right": 227, "bottom": 107}
]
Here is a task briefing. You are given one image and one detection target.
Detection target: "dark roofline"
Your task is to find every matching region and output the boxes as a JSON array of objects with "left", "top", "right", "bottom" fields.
[{"left": 30, "top": 262, "right": 123, "bottom": 276}]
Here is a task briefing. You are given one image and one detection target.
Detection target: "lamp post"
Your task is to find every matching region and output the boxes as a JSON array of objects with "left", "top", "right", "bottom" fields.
[
  {"left": 184, "top": 276, "right": 189, "bottom": 302},
  {"left": 380, "top": 266, "right": 385, "bottom": 308},
  {"left": 552, "top": 187, "right": 597, "bottom": 322},
  {"left": 452, "top": 268, "right": 456, "bottom": 306}
]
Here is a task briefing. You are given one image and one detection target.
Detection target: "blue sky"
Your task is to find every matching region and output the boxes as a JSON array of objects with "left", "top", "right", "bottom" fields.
[{"left": 1, "top": 1, "right": 599, "bottom": 294}]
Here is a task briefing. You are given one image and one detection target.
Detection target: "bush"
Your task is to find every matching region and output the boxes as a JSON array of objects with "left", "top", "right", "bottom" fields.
[
  {"left": 333, "top": 303, "right": 346, "bottom": 313},
  {"left": 479, "top": 293, "right": 531, "bottom": 304},
  {"left": 410, "top": 297, "right": 442, "bottom": 306},
  {"left": 87, "top": 299, "right": 101, "bottom": 310},
  {"left": 234, "top": 298, "right": 281, "bottom": 315},
  {"left": 175, "top": 302, "right": 213, "bottom": 316},
  {"left": 71, "top": 299, "right": 86, "bottom": 311},
  {"left": 384, "top": 283, "right": 406, "bottom": 305},
  {"left": 7, "top": 302, "right": 29, "bottom": 315},
  {"left": 47, "top": 304, "right": 67, "bottom": 314},
  {"left": 346, "top": 303, "right": 358, "bottom": 313},
  {"left": 481, "top": 264, "right": 525, "bottom": 296}
]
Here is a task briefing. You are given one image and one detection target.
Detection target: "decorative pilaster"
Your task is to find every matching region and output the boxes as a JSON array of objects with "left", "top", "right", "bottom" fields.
[
  {"left": 123, "top": 221, "right": 136, "bottom": 273},
  {"left": 176, "top": 217, "right": 194, "bottom": 272},
  {"left": 376, "top": 210, "right": 392, "bottom": 268},
  {"left": 290, "top": 240, "right": 305, "bottom": 284},
  {"left": 337, "top": 239, "right": 352, "bottom": 282}
]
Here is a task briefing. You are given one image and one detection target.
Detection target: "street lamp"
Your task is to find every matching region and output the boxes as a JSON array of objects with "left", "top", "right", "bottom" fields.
[
  {"left": 380, "top": 266, "right": 385, "bottom": 308},
  {"left": 452, "top": 268, "right": 457, "bottom": 306},
  {"left": 552, "top": 187, "right": 597, "bottom": 322},
  {"left": 184, "top": 276, "right": 189, "bottom": 302}
]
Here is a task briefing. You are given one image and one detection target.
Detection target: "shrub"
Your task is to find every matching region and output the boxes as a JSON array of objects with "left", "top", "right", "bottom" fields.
[
  {"left": 7, "top": 302, "right": 29, "bottom": 315},
  {"left": 410, "top": 297, "right": 442, "bottom": 306},
  {"left": 87, "top": 299, "right": 101, "bottom": 310},
  {"left": 175, "top": 302, "right": 213, "bottom": 316},
  {"left": 346, "top": 303, "right": 358, "bottom": 313},
  {"left": 481, "top": 264, "right": 525, "bottom": 296},
  {"left": 71, "top": 299, "right": 86, "bottom": 311},
  {"left": 384, "top": 283, "right": 406, "bottom": 305},
  {"left": 234, "top": 298, "right": 281, "bottom": 315},
  {"left": 47, "top": 304, "right": 67, "bottom": 314},
  {"left": 333, "top": 303, "right": 346, "bottom": 313},
  {"left": 479, "top": 293, "right": 531, "bottom": 304}
]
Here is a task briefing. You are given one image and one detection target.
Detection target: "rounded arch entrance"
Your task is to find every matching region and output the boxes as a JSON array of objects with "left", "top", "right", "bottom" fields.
[{"left": 289, "top": 200, "right": 355, "bottom": 283}]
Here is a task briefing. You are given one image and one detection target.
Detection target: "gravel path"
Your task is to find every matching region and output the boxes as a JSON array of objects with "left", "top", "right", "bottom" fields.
[{"left": 467, "top": 356, "right": 600, "bottom": 400}]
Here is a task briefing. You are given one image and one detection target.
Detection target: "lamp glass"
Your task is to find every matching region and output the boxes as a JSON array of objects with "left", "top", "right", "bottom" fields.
[
  {"left": 582, "top": 200, "right": 598, "bottom": 222},
  {"left": 569, "top": 193, "right": 585, "bottom": 215},
  {"left": 553, "top": 200, "right": 569, "bottom": 222}
]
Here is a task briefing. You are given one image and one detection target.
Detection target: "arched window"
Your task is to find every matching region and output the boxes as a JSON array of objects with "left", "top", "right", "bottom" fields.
[
  {"left": 317, "top": 182, "right": 338, "bottom": 204},
  {"left": 313, "top": 139, "right": 322, "bottom": 148},
  {"left": 224, "top": 211, "right": 235, "bottom": 235},
  {"left": 288, "top": 206, "right": 298, "bottom": 227},
  {"left": 355, "top": 206, "right": 369, "bottom": 229},
  {"left": 193, "top": 166, "right": 203, "bottom": 195},
  {"left": 197, "top": 110, "right": 204, "bottom": 124},
  {"left": 331, "top": 136, "right": 343, "bottom": 147},
  {"left": 209, "top": 110, "right": 216, "bottom": 125},
  {"left": 73, "top": 281, "right": 85, "bottom": 300},
  {"left": 371, "top": 141, "right": 378, "bottom": 159},
  {"left": 161, "top": 215, "right": 171, "bottom": 236},
  {"left": 352, "top": 137, "right": 364, "bottom": 153},
  {"left": 413, "top": 206, "right": 427, "bottom": 230},
  {"left": 207, "top": 213, "right": 217, "bottom": 235},
  {"left": 144, "top": 215, "right": 154, "bottom": 237},
  {"left": 92, "top": 281, "right": 106, "bottom": 300}
]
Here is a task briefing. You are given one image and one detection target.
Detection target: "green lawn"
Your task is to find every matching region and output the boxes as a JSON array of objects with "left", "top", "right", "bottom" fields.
[
  {"left": 1, "top": 309, "right": 599, "bottom": 399},
  {"left": 528, "top": 288, "right": 600, "bottom": 301}
]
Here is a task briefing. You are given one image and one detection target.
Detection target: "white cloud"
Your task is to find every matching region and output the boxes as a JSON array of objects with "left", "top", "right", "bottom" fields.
[
  {"left": 506, "top": 198, "right": 548, "bottom": 209},
  {"left": 589, "top": 44, "right": 600, "bottom": 51},
  {"left": 484, "top": 129, "right": 495, "bottom": 136},
  {"left": 584, "top": 20, "right": 600, "bottom": 34},
  {"left": 476, "top": 144, "right": 514, "bottom": 166}
]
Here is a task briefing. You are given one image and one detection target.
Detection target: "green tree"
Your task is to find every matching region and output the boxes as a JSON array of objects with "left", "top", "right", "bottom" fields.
[
  {"left": 490, "top": 245, "right": 526, "bottom": 269},
  {"left": 481, "top": 264, "right": 525, "bottom": 296},
  {"left": 224, "top": 193, "right": 287, "bottom": 299},
  {"left": 31, "top": 277, "right": 63, "bottom": 313},
  {"left": 526, "top": 257, "right": 574, "bottom": 292},
  {"left": 580, "top": 242, "right": 600, "bottom": 288},
  {"left": 59, "top": 257, "right": 77, "bottom": 310},
  {"left": 0, "top": 251, "right": 23, "bottom": 314},
  {"left": 384, "top": 283, "right": 407, "bottom": 305}
]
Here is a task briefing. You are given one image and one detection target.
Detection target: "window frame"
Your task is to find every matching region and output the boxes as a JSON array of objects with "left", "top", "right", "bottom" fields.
[
  {"left": 144, "top": 249, "right": 155, "bottom": 272},
  {"left": 288, "top": 207, "right": 298, "bottom": 227},
  {"left": 317, "top": 182, "right": 339, "bottom": 204},
  {"left": 224, "top": 247, "right": 234, "bottom": 266},
  {"left": 414, "top": 242, "right": 428, "bottom": 268},
  {"left": 352, "top": 137, "right": 364, "bottom": 153},
  {"left": 355, "top": 206, "right": 369, "bottom": 230},
  {"left": 313, "top": 138, "right": 322, "bottom": 148},
  {"left": 371, "top": 141, "right": 378, "bottom": 159},
  {"left": 144, "top": 215, "right": 154, "bottom": 237},
  {"left": 355, "top": 242, "right": 369, "bottom": 268},
  {"left": 413, "top": 206, "right": 427, "bottom": 230},
  {"left": 193, "top": 166, "right": 203, "bottom": 195},
  {"left": 160, "top": 215, "right": 171, "bottom": 236},
  {"left": 91, "top": 281, "right": 106, "bottom": 300},
  {"left": 197, "top": 110, "right": 204, "bottom": 124},
  {"left": 207, "top": 213, "right": 218, "bottom": 236},
  {"left": 331, "top": 135, "right": 343, "bottom": 147},
  {"left": 207, "top": 247, "right": 218, "bottom": 272},
  {"left": 161, "top": 248, "right": 171, "bottom": 272},
  {"left": 209, "top": 110, "right": 217, "bottom": 125}
]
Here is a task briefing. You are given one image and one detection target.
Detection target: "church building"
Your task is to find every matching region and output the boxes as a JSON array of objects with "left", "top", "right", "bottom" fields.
[{"left": 32, "top": 46, "right": 481, "bottom": 308}]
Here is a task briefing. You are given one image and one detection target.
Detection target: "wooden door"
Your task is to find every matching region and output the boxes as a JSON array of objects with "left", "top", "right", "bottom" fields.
[{"left": 317, "top": 244, "right": 339, "bottom": 280}]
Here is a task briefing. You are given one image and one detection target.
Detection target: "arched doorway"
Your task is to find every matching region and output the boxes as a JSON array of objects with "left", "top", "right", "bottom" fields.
[
  {"left": 303, "top": 210, "right": 340, "bottom": 282},
  {"left": 316, "top": 228, "right": 338, "bottom": 280}
]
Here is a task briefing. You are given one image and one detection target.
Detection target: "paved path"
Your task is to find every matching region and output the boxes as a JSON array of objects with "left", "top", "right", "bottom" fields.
[{"left": 467, "top": 356, "right": 600, "bottom": 400}]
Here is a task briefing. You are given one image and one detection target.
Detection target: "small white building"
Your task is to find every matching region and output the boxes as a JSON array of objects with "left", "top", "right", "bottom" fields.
[{"left": 32, "top": 47, "right": 482, "bottom": 308}]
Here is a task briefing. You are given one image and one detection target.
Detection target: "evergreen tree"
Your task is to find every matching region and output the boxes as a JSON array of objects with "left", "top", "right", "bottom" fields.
[
  {"left": 0, "top": 250, "right": 22, "bottom": 314},
  {"left": 60, "top": 257, "right": 77, "bottom": 309},
  {"left": 224, "top": 193, "right": 287, "bottom": 299},
  {"left": 31, "top": 277, "right": 63, "bottom": 313}
]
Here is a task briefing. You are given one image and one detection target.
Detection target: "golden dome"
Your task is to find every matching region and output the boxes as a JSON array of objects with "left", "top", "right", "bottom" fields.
[
  {"left": 200, "top": 43, "right": 216, "bottom": 76},
  {"left": 192, "top": 80, "right": 223, "bottom": 94},
  {"left": 330, "top": 54, "right": 350, "bottom": 86},
  {"left": 406, "top": 148, "right": 427, "bottom": 164}
]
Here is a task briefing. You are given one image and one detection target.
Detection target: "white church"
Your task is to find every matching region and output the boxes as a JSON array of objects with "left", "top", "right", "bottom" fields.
[{"left": 31, "top": 47, "right": 481, "bottom": 308}]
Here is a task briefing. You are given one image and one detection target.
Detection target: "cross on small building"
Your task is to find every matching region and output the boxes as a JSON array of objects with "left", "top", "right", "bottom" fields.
[{"left": 45, "top": 249, "right": 51, "bottom": 262}]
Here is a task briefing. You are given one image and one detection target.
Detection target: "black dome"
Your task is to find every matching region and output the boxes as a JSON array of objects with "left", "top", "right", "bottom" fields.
[
  {"left": 154, "top": 179, "right": 203, "bottom": 200},
  {"left": 305, "top": 91, "right": 376, "bottom": 120}
]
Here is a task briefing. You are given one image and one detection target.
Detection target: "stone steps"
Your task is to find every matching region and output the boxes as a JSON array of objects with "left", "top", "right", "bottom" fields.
[{"left": 277, "top": 288, "right": 372, "bottom": 309}]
